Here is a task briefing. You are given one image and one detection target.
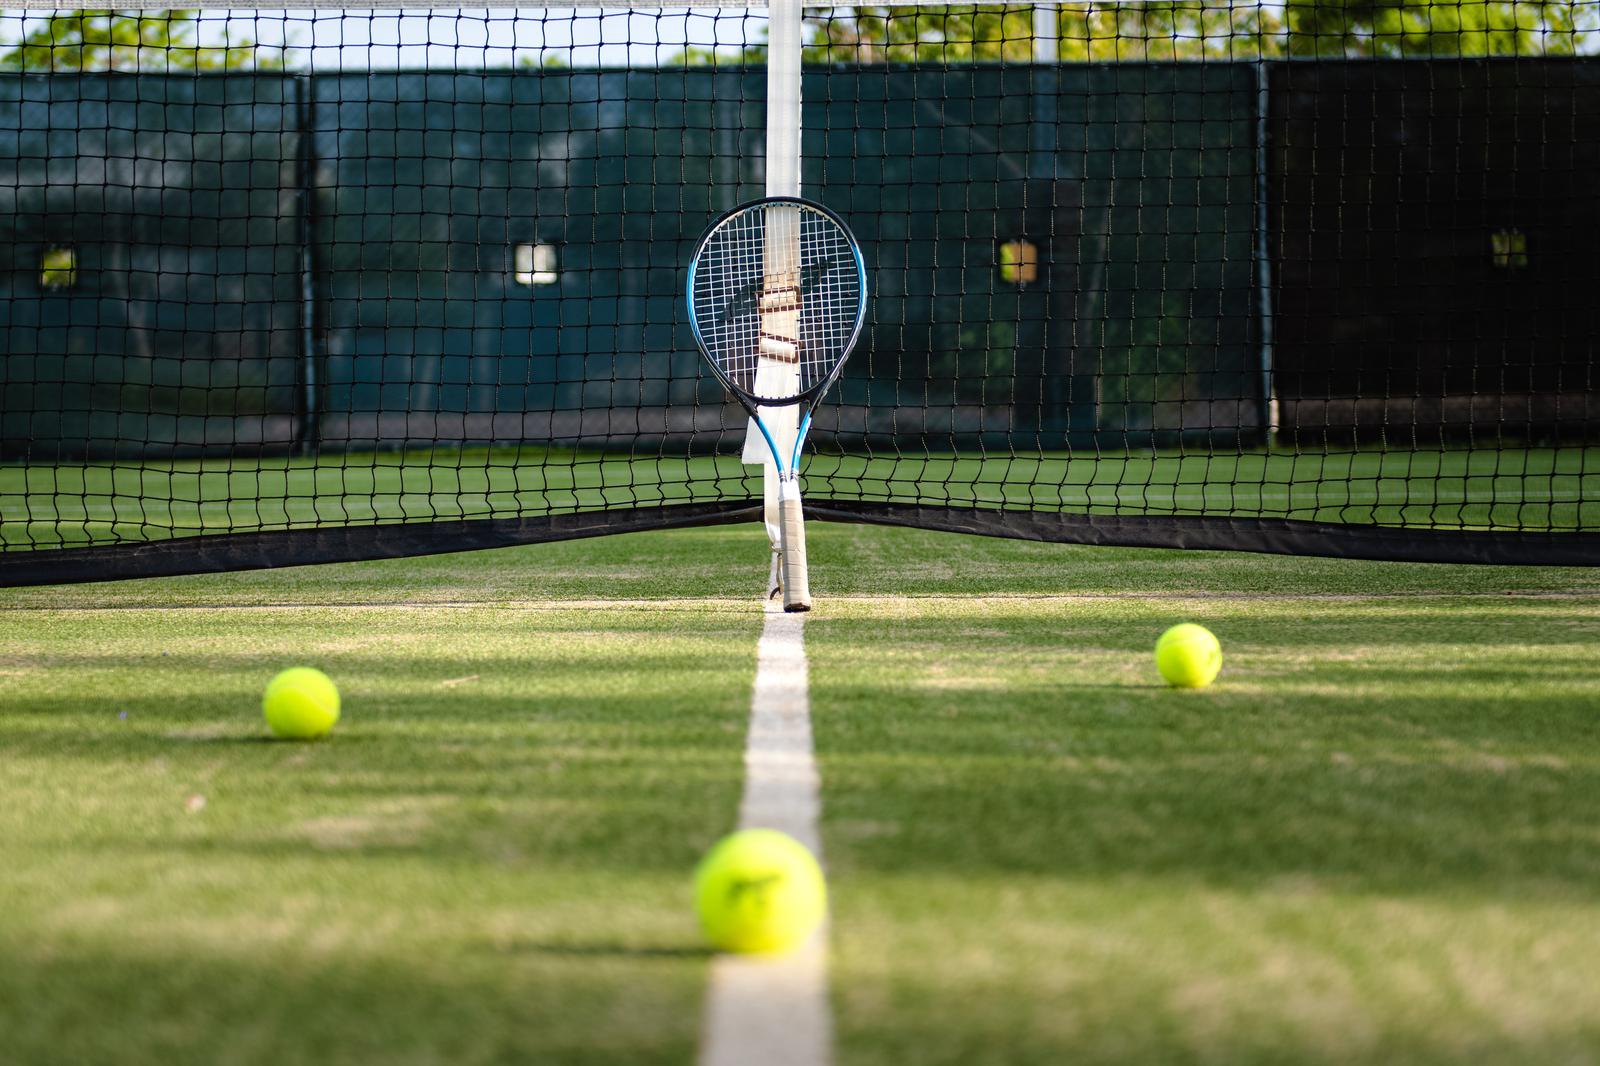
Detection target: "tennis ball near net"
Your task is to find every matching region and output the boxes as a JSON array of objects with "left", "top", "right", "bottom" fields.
[
  {"left": 262, "top": 667, "right": 341, "bottom": 740},
  {"left": 1155, "top": 623, "right": 1223, "bottom": 689},
  {"left": 694, "top": 828, "right": 827, "bottom": 955}
]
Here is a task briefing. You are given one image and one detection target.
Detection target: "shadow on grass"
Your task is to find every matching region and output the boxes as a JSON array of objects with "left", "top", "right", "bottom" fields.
[
  {"left": 511, "top": 941, "right": 713, "bottom": 961},
  {"left": 165, "top": 733, "right": 386, "bottom": 748},
  {"left": 810, "top": 662, "right": 1600, "bottom": 899},
  {"left": 2, "top": 924, "right": 1595, "bottom": 1066},
  {"left": 0, "top": 941, "right": 705, "bottom": 1066}
]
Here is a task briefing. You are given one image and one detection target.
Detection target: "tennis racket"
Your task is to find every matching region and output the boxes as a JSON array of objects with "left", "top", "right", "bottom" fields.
[{"left": 686, "top": 196, "right": 867, "bottom": 612}]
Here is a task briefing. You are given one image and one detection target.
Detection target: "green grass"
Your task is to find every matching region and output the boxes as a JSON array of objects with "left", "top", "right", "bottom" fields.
[
  {"left": 808, "top": 586, "right": 1600, "bottom": 1064},
  {"left": 4, "top": 445, "right": 1597, "bottom": 549},
  {"left": 0, "top": 566, "right": 760, "bottom": 1065},
  {"left": 3, "top": 523, "right": 1600, "bottom": 1063}
]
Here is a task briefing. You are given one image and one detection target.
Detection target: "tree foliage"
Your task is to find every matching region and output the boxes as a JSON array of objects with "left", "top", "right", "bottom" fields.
[
  {"left": 801, "top": 1, "right": 1595, "bottom": 63},
  {"left": 1283, "top": 0, "right": 1594, "bottom": 56},
  {"left": 0, "top": 4, "right": 1589, "bottom": 74},
  {"left": 0, "top": 10, "right": 283, "bottom": 72},
  {"left": 1058, "top": 2, "right": 1288, "bottom": 60},
  {"left": 803, "top": 3, "right": 1283, "bottom": 61},
  {"left": 664, "top": 43, "right": 770, "bottom": 65}
]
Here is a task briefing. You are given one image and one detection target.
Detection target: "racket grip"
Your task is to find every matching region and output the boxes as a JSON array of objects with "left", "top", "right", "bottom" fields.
[{"left": 779, "top": 484, "right": 812, "bottom": 613}]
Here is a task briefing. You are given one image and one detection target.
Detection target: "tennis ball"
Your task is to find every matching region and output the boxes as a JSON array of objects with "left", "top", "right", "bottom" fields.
[
  {"left": 1155, "top": 623, "right": 1223, "bottom": 689},
  {"left": 694, "top": 828, "right": 826, "bottom": 955},
  {"left": 262, "top": 667, "right": 340, "bottom": 740}
]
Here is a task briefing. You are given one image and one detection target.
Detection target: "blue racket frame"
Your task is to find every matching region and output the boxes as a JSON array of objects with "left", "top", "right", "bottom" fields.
[{"left": 684, "top": 195, "right": 867, "bottom": 482}]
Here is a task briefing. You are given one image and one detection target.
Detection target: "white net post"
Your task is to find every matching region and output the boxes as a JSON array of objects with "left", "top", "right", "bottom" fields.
[
  {"left": 1033, "top": 3, "right": 1058, "bottom": 62},
  {"left": 745, "top": 0, "right": 804, "bottom": 598}
]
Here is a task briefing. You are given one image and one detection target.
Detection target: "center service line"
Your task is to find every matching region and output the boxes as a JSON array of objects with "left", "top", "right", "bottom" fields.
[{"left": 698, "top": 605, "right": 833, "bottom": 1066}]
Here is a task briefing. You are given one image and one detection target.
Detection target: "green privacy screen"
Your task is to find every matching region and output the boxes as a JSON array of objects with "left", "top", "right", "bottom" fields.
[
  {"left": 0, "top": 74, "right": 307, "bottom": 461},
  {"left": 1, "top": 8, "right": 1597, "bottom": 584},
  {"left": 1, "top": 64, "right": 1256, "bottom": 458},
  {"left": 1269, "top": 58, "right": 1600, "bottom": 443}
]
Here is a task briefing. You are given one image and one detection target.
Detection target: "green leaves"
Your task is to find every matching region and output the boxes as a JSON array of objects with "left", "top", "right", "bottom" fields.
[
  {"left": 800, "top": 2, "right": 1594, "bottom": 64},
  {"left": 0, "top": 10, "right": 283, "bottom": 72}
]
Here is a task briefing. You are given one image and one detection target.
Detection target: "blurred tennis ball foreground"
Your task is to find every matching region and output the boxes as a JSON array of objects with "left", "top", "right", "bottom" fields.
[{"left": 694, "top": 828, "right": 827, "bottom": 955}]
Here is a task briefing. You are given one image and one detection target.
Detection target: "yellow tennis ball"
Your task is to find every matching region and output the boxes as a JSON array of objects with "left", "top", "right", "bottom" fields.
[
  {"left": 1155, "top": 623, "right": 1223, "bottom": 689},
  {"left": 262, "top": 667, "right": 341, "bottom": 740},
  {"left": 694, "top": 828, "right": 827, "bottom": 955}
]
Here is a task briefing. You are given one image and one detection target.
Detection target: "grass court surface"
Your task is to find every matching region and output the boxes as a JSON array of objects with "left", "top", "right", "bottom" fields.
[{"left": 3, "top": 523, "right": 1600, "bottom": 1063}]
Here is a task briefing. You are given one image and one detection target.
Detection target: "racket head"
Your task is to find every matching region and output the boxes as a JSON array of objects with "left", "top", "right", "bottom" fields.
[{"left": 686, "top": 196, "right": 867, "bottom": 409}]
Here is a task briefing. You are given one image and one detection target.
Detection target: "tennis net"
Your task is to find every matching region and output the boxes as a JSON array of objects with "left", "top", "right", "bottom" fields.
[{"left": 2, "top": 2, "right": 1598, "bottom": 584}]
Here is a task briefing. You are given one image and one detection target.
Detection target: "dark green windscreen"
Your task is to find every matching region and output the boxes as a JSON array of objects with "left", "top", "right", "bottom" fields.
[
  {"left": 0, "top": 64, "right": 1260, "bottom": 459},
  {"left": 0, "top": 75, "right": 304, "bottom": 460}
]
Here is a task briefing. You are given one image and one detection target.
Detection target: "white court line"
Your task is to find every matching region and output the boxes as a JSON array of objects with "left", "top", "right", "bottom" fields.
[{"left": 698, "top": 605, "right": 833, "bottom": 1066}]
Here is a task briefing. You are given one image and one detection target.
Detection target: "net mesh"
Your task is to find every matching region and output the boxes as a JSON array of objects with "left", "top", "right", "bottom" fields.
[{"left": 2, "top": 3, "right": 1598, "bottom": 582}]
